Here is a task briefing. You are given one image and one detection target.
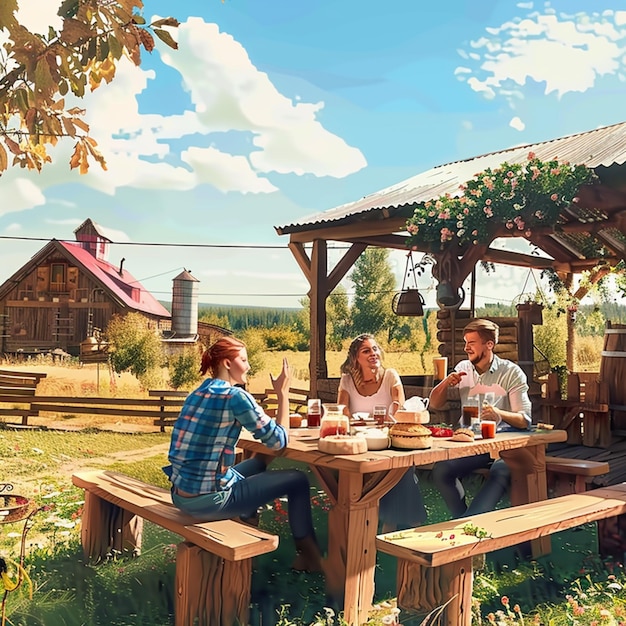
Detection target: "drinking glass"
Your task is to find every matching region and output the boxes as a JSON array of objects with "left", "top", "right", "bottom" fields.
[
  {"left": 307, "top": 399, "right": 322, "bottom": 428},
  {"left": 372, "top": 404, "right": 387, "bottom": 426},
  {"left": 462, "top": 396, "right": 480, "bottom": 431}
]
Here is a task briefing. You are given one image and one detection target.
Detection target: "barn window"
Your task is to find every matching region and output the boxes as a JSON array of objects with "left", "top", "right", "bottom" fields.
[{"left": 50, "top": 264, "right": 66, "bottom": 291}]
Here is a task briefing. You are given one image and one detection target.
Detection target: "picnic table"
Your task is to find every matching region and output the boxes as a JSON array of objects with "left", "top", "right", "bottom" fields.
[{"left": 237, "top": 427, "right": 567, "bottom": 626}]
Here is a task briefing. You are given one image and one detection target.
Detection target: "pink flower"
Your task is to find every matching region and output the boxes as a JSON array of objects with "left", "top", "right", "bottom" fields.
[
  {"left": 551, "top": 193, "right": 558, "bottom": 201},
  {"left": 528, "top": 151, "right": 536, "bottom": 159}
]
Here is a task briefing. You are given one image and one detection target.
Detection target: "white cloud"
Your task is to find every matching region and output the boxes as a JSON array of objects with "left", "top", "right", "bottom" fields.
[
  {"left": 509, "top": 116, "right": 525, "bottom": 131},
  {"left": 182, "top": 147, "right": 278, "bottom": 193},
  {"left": 16, "top": 0, "right": 62, "bottom": 34},
  {"left": 158, "top": 18, "right": 367, "bottom": 178},
  {"left": 458, "top": 8, "right": 626, "bottom": 101},
  {"left": 0, "top": 15, "right": 365, "bottom": 214}
]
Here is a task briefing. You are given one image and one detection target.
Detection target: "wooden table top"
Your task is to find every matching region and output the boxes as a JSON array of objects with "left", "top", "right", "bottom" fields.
[{"left": 237, "top": 428, "right": 568, "bottom": 473}]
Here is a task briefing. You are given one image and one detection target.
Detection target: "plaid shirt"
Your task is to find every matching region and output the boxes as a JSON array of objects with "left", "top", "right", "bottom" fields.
[{"left": 168, "top": 378, "right": 288, "bottom": 494}]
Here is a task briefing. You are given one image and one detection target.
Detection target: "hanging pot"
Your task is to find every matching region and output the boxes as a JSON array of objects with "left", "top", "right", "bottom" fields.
[
  {"left": 392, "top": 289, "right": 425, "bottom": 316},
  {"left": 436, "top": 283, "right": 465, "bottom": 308}
]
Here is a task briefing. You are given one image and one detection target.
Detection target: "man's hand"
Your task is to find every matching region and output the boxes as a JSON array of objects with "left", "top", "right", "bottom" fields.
[{"left": 445, "top": 371, "right": 467, "bottom": 387}]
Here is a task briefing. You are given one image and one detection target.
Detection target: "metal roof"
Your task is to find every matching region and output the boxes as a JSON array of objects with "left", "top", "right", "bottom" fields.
[{"left": 276, "top": 120, "right": 626, "bottom": 235}]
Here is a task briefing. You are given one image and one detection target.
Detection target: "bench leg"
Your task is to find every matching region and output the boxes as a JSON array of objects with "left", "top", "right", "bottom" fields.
[
  {"left": 175, "top": 541, "right": 252, "bottom": 626},
  {"left": 80, "top": 492, "right": 143, "bottom": 562},
  {"left": 598, "top": 514, "right": 626, "bottom": 562},
  {"left": 396, "top": 557, "right": 473, "bottom": 626}
]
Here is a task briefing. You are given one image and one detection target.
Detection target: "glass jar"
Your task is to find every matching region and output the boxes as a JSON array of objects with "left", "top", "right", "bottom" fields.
[{"left": 320, "top": 404, "right": 349, "bottom": 438}]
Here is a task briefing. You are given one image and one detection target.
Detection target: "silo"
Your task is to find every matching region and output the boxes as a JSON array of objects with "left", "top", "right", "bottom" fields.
[{"left": 171, "top": 270, "right": 200, "bottom": 337}]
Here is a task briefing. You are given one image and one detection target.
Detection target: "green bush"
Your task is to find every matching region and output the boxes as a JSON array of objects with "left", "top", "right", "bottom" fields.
[
  {"left": 168, "top": 347, "right": 201, "bottom": 389},
  {"left": 104, "top": 312, "right": 165, "bottom": 387}
]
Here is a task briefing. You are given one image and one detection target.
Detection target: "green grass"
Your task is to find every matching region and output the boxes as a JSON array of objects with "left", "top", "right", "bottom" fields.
[{"left": 1, "top": 429, "right": 625, "bottom": 625}]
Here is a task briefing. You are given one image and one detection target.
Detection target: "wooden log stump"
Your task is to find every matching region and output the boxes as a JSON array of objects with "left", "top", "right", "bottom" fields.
[
  {"left": 175, "top": 541, "right": 252, "bottom": 626},
  {"left": 80, "top": 491, "right": 143, "bottom": 562}
]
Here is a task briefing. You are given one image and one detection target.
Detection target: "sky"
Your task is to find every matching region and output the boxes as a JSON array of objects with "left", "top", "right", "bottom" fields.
[{"left": 3, "top": 0, "right": 626, "bottom": 310}]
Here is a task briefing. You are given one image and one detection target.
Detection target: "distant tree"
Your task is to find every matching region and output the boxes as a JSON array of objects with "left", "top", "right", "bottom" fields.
[
  {"left": 198, "top": 309, "right": 231, "bottom": 329},
  {"left": 105, "top": 312, "right": 164, "bottom": 387},
  {"left": 293, "top": 297, "right": 310, "bottom": 339},
  {"left": 168, "top": 346, "right": 201, "bottom": 390},
  {"left": 239, "top": 328, "right": 265, "bottom": 377},
  {"left": 0, "top": 0, "right": 178, "bottom": 174},
  {"left": 350, "top": 248, "right": 397, "bottom": 340},
  {"left": 327, "top": 285, "right": 351, "bottom": 350},
  {"left": 263, "top": 325, "right": 307, "bottom": 351}
]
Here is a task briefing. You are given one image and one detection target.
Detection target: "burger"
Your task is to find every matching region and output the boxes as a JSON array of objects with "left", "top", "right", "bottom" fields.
[
  {"left": 389, "top": 422, "right": 433, "bottom": 449},
  {"left": 450, "top": 427, "right": 475, "bottom": 443}
]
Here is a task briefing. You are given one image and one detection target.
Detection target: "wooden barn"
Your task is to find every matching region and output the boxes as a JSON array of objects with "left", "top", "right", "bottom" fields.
[{"left": 0, "top": 219, "right": 173, "bottom": 358}]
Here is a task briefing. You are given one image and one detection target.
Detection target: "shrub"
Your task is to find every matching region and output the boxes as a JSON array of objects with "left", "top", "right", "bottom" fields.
[{"left": 168, "top": 347, "right": 201, "bottom": 389}]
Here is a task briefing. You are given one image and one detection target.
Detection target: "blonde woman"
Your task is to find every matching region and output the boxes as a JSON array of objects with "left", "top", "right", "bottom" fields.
[{"left": 338, "top": 334, "right": 427, "bottom": 532}]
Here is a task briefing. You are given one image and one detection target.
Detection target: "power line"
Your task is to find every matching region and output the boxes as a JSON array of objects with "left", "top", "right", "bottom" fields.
[{"left": 0, "top": 235, "right": 352, "bottom": 250}]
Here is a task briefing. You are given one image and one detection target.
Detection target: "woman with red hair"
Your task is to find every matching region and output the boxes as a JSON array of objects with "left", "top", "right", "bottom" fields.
[{"left": 164, "top": 336, "right": 323, "bottom": 573}]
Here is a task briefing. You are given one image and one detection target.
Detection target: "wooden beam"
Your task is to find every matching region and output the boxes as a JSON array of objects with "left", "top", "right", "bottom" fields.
[
  {"left": 288, "top": 217, "right": 409, "bottom": 244},
  {"left": 327, "top": 243, "right": 367, "bottom": 292},
  {"left": 310, "top": 240, "right": 328, "bottom": 388},
  {"left": 288, "top": 242, "right": 312, "bottom": 284}
]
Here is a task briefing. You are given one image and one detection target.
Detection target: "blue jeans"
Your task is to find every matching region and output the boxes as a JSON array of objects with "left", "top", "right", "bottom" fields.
[
  {"left": 171, "top": 457, "right": 316, "bottom": 540},
  {"left": 379, "top": 467, "right": 427, "bottom": 530},
  {"left": 431, "top": 454, "right": 510, "bottom": 518}
]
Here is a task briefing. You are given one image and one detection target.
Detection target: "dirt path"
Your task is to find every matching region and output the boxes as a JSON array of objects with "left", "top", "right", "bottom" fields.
[{"left": 57, "top": 442, "right": 170, "bottom": 478}]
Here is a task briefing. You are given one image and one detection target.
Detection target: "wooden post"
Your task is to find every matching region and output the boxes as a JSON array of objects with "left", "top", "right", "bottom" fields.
[
  {"left": 175, "top": 542, "right": 252, "bottom": 626},
  {"left": 80, "top": 491, "right": 143, "bottom": 562}
]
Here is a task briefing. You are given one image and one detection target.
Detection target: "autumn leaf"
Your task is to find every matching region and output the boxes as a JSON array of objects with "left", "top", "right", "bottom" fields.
[
  {"left": 153, "top": 28, "right": 178, "bottom": 50},
  {"left": 0, "top": 0, "right": 18, "bottom": 30},
  {"left": 0, "top": 143, "right": 8, "bottom": 173}
]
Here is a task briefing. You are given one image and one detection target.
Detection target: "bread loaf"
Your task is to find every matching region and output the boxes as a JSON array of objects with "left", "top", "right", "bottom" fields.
[
  {"left": 389, "top": 423, "right": 432, "bottom": 449},
  {"left": 451, "top": 427, "right": 475, "bottom": 442},
  {"left": 318, "top": 435, "right": 368, "bottom": 455}
]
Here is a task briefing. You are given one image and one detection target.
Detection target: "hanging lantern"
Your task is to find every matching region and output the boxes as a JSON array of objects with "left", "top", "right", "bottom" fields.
[{"left": 392, "top": 252, "right": 425, "bottom": 316}]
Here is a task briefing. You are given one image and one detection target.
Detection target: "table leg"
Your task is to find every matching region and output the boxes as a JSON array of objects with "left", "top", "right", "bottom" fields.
[
  {"left": 327, "top": 468, "right": 408, "bottom": 626},
  {"left": 500, "top": 445, "right": 549, "bottom": 557}
]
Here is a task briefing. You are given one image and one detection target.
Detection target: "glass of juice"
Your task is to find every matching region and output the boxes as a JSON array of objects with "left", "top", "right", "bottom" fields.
[
  {"left": 307, "top": 399, "right": 322, "bottom": 428},
  {"left": 462, "top": 396, "right": 480, "bottom": 432},
  {"left": 481, "top": 420, "right": 497, "bottom": 439},
  {"left": 372, "top": 404, "right": 387, "bottom": 426}
]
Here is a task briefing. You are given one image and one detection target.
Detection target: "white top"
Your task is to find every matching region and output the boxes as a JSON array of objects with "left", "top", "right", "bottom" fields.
[{"left": 338, "top": 368, "right": 401, "bottom": 414}]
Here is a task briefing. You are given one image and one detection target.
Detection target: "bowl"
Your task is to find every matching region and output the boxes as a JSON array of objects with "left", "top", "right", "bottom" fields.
[{"left": 358, "top": 428, "right": 390, "bottom": 451}]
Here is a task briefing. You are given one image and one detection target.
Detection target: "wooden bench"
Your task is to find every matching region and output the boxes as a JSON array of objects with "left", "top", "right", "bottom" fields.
[
  {"left": 540, "top": 372, "right": 610, "bottom": 447},
  {"left": 545, "top": 455, "right": 610, "bottom": 496},
  {"left": 376, "top": 483, "right": 626, "bottom": 626},
  {"left": 0, "top": 368, "right": 47, "bottom": 425},
  {"left": 72, "top": 470, "right": 278, "bottom": 626}
]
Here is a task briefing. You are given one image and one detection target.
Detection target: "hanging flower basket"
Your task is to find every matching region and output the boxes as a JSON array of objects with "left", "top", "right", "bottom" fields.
[{"left": 0, "top": 487, "right": 33, "bottom": 524}]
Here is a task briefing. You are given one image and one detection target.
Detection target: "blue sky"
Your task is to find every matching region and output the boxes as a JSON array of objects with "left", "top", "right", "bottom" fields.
[{"left": 3, "top": 0, "right": 626, "bottom": 309}]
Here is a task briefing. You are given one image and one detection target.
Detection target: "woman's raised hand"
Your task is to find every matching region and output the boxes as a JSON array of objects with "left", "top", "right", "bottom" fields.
[{"left": 270, "top": 358, "right": 291, "bottom": 397}]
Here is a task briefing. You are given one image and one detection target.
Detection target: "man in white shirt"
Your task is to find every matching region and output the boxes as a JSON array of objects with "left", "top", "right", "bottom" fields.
[{"left": 429, "top": 319, "right": 532, "bottom": 517}]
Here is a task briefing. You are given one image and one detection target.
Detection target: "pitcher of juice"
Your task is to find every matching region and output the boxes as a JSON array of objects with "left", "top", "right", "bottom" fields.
[{"left": 320, "top": 404, "right": 349, "bottom": 438}]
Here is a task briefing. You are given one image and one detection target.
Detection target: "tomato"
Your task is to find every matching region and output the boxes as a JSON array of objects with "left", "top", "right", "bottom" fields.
[{"left": 426, "top": 425, "right": 454, "bottom": 438}]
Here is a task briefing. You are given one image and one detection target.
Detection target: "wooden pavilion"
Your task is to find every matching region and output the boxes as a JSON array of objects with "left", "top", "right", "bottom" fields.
[{"left": 275, "top": 121, "right": 626, "bottom": 401}]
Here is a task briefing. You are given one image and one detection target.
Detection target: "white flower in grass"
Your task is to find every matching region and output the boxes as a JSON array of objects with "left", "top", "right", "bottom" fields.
[{"left": 54, "top": 520, "right": 76, "bottom": 529}]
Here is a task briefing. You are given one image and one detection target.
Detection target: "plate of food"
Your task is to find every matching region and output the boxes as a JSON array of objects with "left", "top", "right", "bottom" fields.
[
  {"left": 426, "top": 424, "right": 454, "bottom": 438},
  {"left": 351, "top": 412, "right": 375, "bottom": 425}
]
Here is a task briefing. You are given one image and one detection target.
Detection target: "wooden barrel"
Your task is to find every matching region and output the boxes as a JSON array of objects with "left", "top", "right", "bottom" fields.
[{"left": 599, "top": 321, "right": 626, "bottom": 431}]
